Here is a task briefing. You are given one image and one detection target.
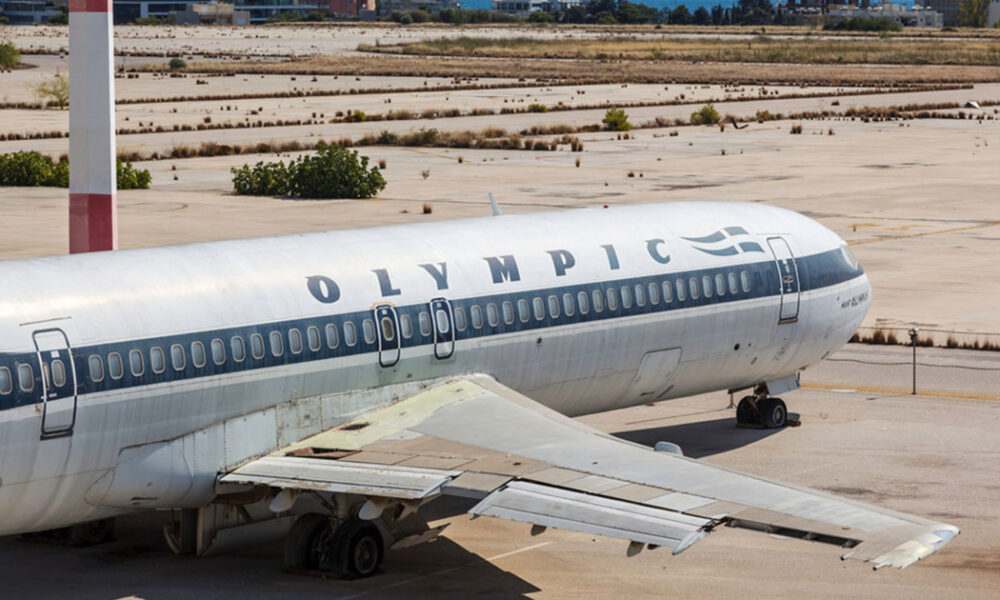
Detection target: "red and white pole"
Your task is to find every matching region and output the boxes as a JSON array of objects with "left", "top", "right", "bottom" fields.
[{"left": 68, "top": 0, "right": 117, "bottom": 253}]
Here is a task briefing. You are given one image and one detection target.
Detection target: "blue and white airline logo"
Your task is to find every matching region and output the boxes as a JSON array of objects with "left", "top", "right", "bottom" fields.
[{"left": 682, "top": 226, "right": 764, "bottom": 257}]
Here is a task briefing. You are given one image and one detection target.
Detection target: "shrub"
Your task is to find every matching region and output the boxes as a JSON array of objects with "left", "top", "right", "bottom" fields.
[
  {"left": 790, "top": 123, "right": 803, "bottom": 134},
  {"left": 33, "top": 73, "right": 70, "bottom": 109},
  {"left": 168, "top": 57, "right": 187, "bottom": 70},
  {"left": 690, "top": 104, "right": 720, "bottom": 125},
  {"left": 0, "top": 41, "right": 20, "bottom": 71},
  {"left": 231, "top": 144, "right": 385, "bottom": 199},
  {"left": 0, "top": 151, "right": 149, "bottom": 189},
  {"left": 527, "top": 103, "right": 548, "bottom": 113},
  {"left": 602, "top": 106, "right": 632, "bottom": 131}
]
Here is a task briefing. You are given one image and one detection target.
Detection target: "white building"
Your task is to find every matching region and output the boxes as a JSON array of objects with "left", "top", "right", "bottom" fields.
[
  {"left": 492, "top": 0, "right": 582, "bottom": 17},
  {"left": 827, "top": 2, "right": 943, "bottom": 27}
]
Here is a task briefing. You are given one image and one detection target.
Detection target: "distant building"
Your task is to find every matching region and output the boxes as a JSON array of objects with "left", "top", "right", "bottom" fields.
[
  {"left": 922, "top": 0, "right": 959, "bottom": 25},
  {"left": 328, "top": 0, "right": 374, "bottom": 17},
  {"left": 827, "top": 2, "right": 943, "bottom": 26},
  {"left": 492, "top": 0, "right": 582, "bottom": 16},
  {"left": 174, "top": 2, "right": 250, "bottom": 24},
  {"left": 112, "top": 0, "right": 319, "bottom": 24},
  {"left": 989, "top": 0, "right": 1000, "bottom": 27},
  {"left": 0, "top": 0, "right": 64, "bottom": 24}
]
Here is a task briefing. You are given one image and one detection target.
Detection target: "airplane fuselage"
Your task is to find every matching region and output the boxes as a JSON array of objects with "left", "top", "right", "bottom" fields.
[{"left": 0, "top": 202, "right": 870, "bottom": 535}]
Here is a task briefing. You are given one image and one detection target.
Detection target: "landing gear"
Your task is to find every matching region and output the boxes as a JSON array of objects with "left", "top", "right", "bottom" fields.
[
  {"left": 19, "top": 517, "right": 116, "bottom": 546},
  {"left": 284, "top": 513, "right": 384, "bottom": 579},
  {"left": 735, "top": 395, "right": 787, "bottom": 429}
]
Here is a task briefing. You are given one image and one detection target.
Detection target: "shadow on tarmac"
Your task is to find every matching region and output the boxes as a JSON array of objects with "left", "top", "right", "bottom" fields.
[{"left": 613, "top": 416, "right": 786, "bottom": 459}]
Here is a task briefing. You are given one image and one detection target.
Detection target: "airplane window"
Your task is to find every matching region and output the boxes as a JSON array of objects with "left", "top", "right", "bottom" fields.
[
  {"left": 0, "top": 366, "right": 12, "bottom": 394},
  {"left": 487, "top": 303, "right": 500, "bottom": 327},
  {"left": 249, "top": 334, "right": 265, "bottom": 359},
  {"left": 289, "top": 328, "right": 304, "bottom": 354},
  {"left": 547, "top": 295, "right": 560, "bottom": 318},
  {"left": 563, "top": 293, "right": 575, "bottom": 317},
  {"left": 325, "top": 325, "right": 339, "bottom": 349},
  {"left": 502, "top": 301, "right": 515, "bottom": 325},
  {"left": 419, "top": 311, "right": 432, "bottom": 336},
  {"left": 269, "top": 331, "right": 284, "bottom": 356},
  {"left": 453, "top": 308, "right": 467, "bottom": 332},
  {"left": 191, "top": 342, "right": 207, "bottom": 368},
  {"left": 702, "top": 275, "right": 713, "bottom": 298},
  {"left": 361, "top": 320, "right": 376, "bottom": 345},
  {"left": 129, "top": 349, "right": 145, "bottom": 376},
  {"left": 740, "top": 270, "right": 751, "bottom": 293},
  {"left": 592, "top": 290, "right": 604, "bottom": 312},
  {"left": 18, "top": 363, "right": 34, "bottom": 391},
  {"left": 716, "top": 274, "right": 727, "bottom": 296},
  {"left": 662, "top": 280, "right": 673, "bottom": 303},
  {"left": 88, "top": 356, "right": 104, "bottom": 383},
  {"left": 171, "top": 344, "right": 187, "bottom": 370},
  {"left": 231, "top": 337, "right": 246, "bottom": 362},
  {"left": 51, "top": 359, "right": 67, "bottom": 387},
  {"left": 578, "top": 291, "right": 590, "bottom": 315},
  {"left": 470, "top": 305, "right": 484, "bottom": 329},
  {"left": 150, "top": 346, "right": 166, "bottom": 373},
  {"left": 343, "top": 322, "right": 357, "bottom": 347},
  {"left": 400, "top": 314, "right": 413, "bottom": 338},
  {"left": 108, "top": 353, "right": 124, "bottom": 379},
  {"left": 307, "top": 326, "right": 322, "bottom": 352},
  {"left": 687, "top": 277, "right": 699, "bottom": 300},
  {"left": 210, "top": 339, "right": 226, "bottom": 365},
  {"left": 606, "top": 288, "right": 618, "bottom": 310},
  {"left": 620, "top": 286, "right": 632, "bottom": 309},
  {"left": 728, "top": 272, "right": 738, "bottom": 295},
  {"left": 518, "top": 299, "right": 530, "bottom": 322},
  {"left": 675, "top": 279, "right": 686, "bottom": 301},
  {"left": 648, "top": 283, "right": 659, "bottom": 305},
  {"left": 435, "top": 309, "right": 450, "bottom": 334},
  {"left": 533, "top": 297, "right": 545, "bottom": 320},
  {"left": 634, "top": 284, "right": 646, "bottom": 307},
  {"left": 380, "top": 317, "right": 396, "bottom": 341}
]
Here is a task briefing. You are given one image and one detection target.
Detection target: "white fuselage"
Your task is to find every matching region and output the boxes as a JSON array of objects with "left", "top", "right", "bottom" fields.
[{"left": 0, "top": 202, "right": 870, "bottom": 535}]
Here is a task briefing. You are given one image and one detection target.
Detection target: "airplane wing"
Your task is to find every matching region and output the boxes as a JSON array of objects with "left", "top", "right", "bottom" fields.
[{"left": 220, "top": 375, "right": 958, "bottom": 570}]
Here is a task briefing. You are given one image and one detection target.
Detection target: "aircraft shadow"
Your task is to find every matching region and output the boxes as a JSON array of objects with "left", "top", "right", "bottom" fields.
[{"left": 613, "top": 416, "right": 788, "bottom": 459}]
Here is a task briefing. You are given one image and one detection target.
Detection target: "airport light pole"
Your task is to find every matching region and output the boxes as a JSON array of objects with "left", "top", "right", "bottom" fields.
[
  {"left": 908, "top": 327, "right": 919, "bottom": 395},
  {"left": 68, "top": 0, "right": 118, "bottom": 254}
]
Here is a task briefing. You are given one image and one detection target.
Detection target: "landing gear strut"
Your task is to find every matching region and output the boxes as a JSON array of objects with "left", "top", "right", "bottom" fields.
[
  {"left": 735, "top": 387, "right": 787, "bottom": 429},
  {"left": 284, "top": 514, "right": 384, "bottom": 579}
]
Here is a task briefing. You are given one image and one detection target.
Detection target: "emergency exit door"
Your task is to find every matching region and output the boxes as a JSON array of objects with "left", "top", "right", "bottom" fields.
[{"left": 33, "top": 328, "right": 79, "bottom": 438}]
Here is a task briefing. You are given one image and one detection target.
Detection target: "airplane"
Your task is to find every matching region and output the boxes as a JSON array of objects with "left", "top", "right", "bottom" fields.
[{"left": 0, "top": 201, "right": 957, "bottom": 579}]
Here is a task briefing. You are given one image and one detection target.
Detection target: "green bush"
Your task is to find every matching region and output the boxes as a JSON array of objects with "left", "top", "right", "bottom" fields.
[
  {"left": 602, "top": 106, "right": 632, "bottom": 131},
  {"left": 168, "top": 57, "right": 187, "bottom": 70},
  {"left": 0, "top": 152, "right": 149, "bottom": 189},
  {"left": 0, "top": 41, "right": 20, "bottom": 70},
  {"left": 231, "top": 144, "right": 386, "bottom": 199},
  {"left": 690, "top": 103, "right": 720, "bottom": 125},
  {"left": 527, "top": 103, "right": 548, "bottom": 113},
  {"left": 823, "top": 17, "right": 901, "bottom": 32}
]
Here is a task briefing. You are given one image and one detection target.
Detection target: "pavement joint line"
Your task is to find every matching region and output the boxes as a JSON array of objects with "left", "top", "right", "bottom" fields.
[
  {"left": 332, "top": 541, "right": 552, "bottom": 600},
  {"left": 849, "top": 221, "right": 1000, "bottom": 246},
  {"left": 801, "top": 383, "right": 1000, "bottom": 402}
]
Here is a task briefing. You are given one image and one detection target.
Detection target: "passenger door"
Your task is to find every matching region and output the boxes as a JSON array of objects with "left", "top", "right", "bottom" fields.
[
  {"left": 33, "top": 328, "right": 79, "bottom": 438},
  {"left": 429, "top": 298, "right": 455, "bottom": 360},
  {"left": 767, "top": 237, "right": 800, "bottom": 323},
  {"left": 373, "top": 305, "right": 401, "bottom": 367}
]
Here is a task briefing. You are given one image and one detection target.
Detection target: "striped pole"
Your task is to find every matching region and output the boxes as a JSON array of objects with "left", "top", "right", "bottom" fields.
[{"left": 68, "top": 0, "right": 117, "bottom": 253}]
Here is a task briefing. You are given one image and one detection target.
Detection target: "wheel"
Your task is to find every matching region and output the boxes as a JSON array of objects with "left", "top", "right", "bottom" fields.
[
  {"left": 331, "top": 519, "right": 384, "bottom": 579},
  {"left": 283, "top": 514, "right": 384, "bottom": 579},
  {"left": 736, "top": 396, "right": 758, "bottom": 425},
  {"left": 757, "top": 397, "right": 787, "bottom": 429},
  {"left": 284, "top": 513, "right": 330, "bottom": 571},
  {"left": 67, "top": 518, "right": 115, "bottom": 546}
]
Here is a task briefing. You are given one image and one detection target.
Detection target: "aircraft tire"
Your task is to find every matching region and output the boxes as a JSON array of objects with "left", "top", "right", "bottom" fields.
[
  {"left": 283, "top": 513, "right": 330, "bottom": 571},
  {"left": 67, "top": 518, "right": 116, "bottom": 546},
  {"left": 735, "top": 396, "right": 758, "bottom": 425},
  {"left": 757, "top": 397, "right": 787, "bottom": 429},
  {"left": 329, "top": 518, "right": 385, "bottom": 580}
]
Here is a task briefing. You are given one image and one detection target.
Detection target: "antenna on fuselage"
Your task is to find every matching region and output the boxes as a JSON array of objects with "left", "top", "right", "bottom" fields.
[{"left": 488, "top": 192, "right": 501, "bottom": 217}]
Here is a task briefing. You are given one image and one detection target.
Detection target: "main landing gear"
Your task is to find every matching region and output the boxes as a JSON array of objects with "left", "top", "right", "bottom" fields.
[
  {"left": 284, "top": 514, "right": 385, "bottom": 579},
  {"left": 736, "top": 386, "right": 788, "bottom": 429}
]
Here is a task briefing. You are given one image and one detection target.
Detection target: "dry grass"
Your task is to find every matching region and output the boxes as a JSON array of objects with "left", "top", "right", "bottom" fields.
[
  {"left": 369, "top": 36, "right": 1000, "bottom": 67},
  {"left": 176, "top": 55, "right": 1000, "bottom": 86}
]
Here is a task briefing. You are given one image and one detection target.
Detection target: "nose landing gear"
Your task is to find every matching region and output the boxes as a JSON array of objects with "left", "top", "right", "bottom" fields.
[{"left": 736, "top": 394, "right": 788, "bottom": 429}]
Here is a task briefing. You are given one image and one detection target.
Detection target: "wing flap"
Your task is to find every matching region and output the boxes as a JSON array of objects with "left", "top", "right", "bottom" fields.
[{"left": 470, "top": 481, "right": 713, "bottom": 554}]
